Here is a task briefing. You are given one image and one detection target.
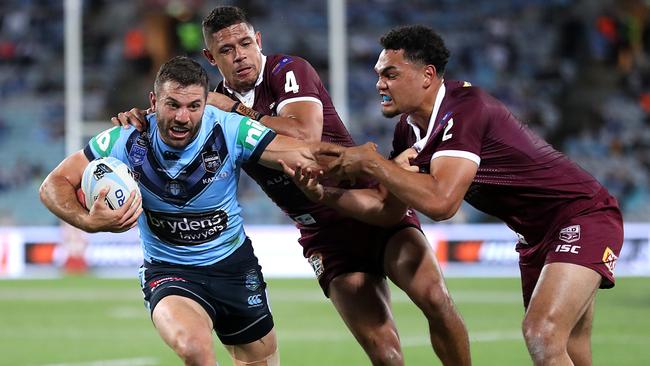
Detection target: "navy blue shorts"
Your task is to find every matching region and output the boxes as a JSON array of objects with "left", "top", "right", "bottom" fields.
[{"left": 139, "top": 238, "right": 274, "bottom": 345}]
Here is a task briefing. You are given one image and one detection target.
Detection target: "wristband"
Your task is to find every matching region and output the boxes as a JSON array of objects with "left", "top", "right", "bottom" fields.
[{"left": 231, "top": 101, "right": 265, "bottom": 121}]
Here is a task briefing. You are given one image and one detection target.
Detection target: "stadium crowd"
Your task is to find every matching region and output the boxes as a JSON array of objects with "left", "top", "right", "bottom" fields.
[{"left": 2, "top": 0, "right": 650, "bottom": 225}]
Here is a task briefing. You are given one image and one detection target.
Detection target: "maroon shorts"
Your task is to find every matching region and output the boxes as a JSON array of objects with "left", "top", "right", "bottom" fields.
[
  {"left": 298, "top": 210, "right": 421, "bottom": 296},
  {"left": 516, "top": 195, "right": 623, "bottom": 308}
]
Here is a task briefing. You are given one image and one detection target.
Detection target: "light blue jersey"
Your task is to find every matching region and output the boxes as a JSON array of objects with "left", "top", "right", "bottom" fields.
[{"left": 84, "top": 105, "right": 276, "bottom": 265}]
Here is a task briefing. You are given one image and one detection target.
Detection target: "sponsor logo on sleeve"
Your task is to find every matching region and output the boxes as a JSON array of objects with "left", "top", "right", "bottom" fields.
[
  {"left": 602, "top": 246, "right": 618, "bottom": 273},
  {"left": 237, "top": 117, "right": 268, "bottom": 150},
  {"left": 90, "top": 126, "right": 122, "bottom": 156},
  {"left": 271, "top": 56, "right": 294, "bottom": 75},
  {"left": 559, "top": 225, "right": 581, "bottom": 243}
]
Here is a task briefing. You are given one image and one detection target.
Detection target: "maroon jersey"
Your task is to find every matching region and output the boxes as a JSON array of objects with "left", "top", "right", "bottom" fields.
[
  {"left": 216, "top": 54, "right": 362, "bottom": 230},
  {"left": 392, "top": 80, "right": 615, "bottom": 245}
]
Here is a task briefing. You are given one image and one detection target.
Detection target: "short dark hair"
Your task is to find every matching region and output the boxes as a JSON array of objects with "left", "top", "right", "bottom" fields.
[
  {"left": 154, "top": 56, "right": 209, "bottom": 97},
  {"left": 202, "top": 6, "right": 252, "bottom": 37},
  {"left": 380, "top": 25, "right": 450, "bottom": 75}
]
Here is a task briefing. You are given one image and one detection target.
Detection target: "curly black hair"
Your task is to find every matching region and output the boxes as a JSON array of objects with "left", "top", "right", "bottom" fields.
[
  {"left": 202, "top": 6, "right": 252, "bottom": 36},
  {"left": 154, "top": 56, "right": 209, "bottom": 97},
  {"left": 380, "top": 25, "right": 450, "bottom": 76}
]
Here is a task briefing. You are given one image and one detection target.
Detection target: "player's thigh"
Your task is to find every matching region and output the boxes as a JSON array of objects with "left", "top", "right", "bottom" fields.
[
  {"left": 383, "top": 227, "right": 444, "bottom": 293},
  {"left": 525, "top": 262, "right": 600, "bottom": 333},
  {"left": 152, "top": 295, "right": 214, "bottom": 348},
  {"left": 224, "top": 328, "right": 278, "bottom": 364}
]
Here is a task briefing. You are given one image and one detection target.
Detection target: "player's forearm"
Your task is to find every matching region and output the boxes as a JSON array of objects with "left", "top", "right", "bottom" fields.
[
  {"left": 319, "top": 186, "right": 406, "bottom": 226},
  {"left": 259, "top": 135, "right": 323, "bottom": 171},
  {"left": 258, "top": 115, "right": 322, "bottom": 141},
  {"left": 39, "top": 175, "right": 91, "bottom": 231},
  {"left": 363, "top": 159, "right": 455, "bottom": 221}
]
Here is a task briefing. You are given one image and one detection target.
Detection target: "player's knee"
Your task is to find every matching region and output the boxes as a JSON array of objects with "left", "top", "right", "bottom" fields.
[
  {"left": 172, "top": 332, "right": 213, "bottom": 365},
  {"left": 367, "top": 346, "right": 403, "bottom": 366},
  {"left": 411, "top": 282, "right": 454, "bottom": 318},
  {"left": 522, "top": 315, "right": 567, "bottom": 359},
  {"left": 358, "top": 330, "right": 403, "bottom": 366},
  {"left": 229, "top": 346, "right": 280, "bottom": 366}
]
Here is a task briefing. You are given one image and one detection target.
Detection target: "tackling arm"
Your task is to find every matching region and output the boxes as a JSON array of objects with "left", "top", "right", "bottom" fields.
[
  {"left": 358, "top": 154, "right": 477, "bottom": 221},
  {"left": 209, "top": 91, "right": 323, "bottom": 142},
  {"left": 323, "top": 144, "right": 478, "bottom": 221}
]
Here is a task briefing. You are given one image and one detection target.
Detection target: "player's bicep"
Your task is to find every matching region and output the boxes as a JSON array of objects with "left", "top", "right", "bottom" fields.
[
  {"left": 430, "top": 155, "right": 477, "bottom": 208},
  {"left": 48, "top": 150, "right": 91, "bottom": 189},
  {"left": 277, "top": 100, "right": 323, "bottom": 142}
]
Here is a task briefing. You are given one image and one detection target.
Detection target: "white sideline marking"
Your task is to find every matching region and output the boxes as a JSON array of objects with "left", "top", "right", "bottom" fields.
[{"left": 41, "top": 357, "right": 158, "bottom": 366}]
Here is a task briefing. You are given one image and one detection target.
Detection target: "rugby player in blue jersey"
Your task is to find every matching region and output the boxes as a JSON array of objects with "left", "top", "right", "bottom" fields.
[{"left": 39, "top": 56, "right": 330, "bottom": 366}]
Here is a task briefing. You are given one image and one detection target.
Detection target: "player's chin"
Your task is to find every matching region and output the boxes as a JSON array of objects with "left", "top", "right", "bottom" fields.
[{"left": 381, "top": 106, "right": 401, "bottom": 118}]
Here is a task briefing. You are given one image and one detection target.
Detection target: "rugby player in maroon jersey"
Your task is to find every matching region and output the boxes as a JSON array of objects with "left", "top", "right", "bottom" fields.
[
  {"left": 113, "top": 7, "right": 470, "bottom": 366},
  {"left": 303, "top": 25, "right": 623, "bottom": 366}
]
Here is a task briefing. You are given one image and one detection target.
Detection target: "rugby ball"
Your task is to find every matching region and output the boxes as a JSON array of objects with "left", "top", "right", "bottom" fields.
[{"left": 81, "top": 157, "right": 140, "bottom": 210}]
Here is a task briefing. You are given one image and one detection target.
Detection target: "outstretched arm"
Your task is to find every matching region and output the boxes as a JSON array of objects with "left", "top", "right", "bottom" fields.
[
  {"left": 39, "top": 151, "right": 142, "bottom": 233},
  {"left": 279, "top": 161, "right": 408, "bottom": 226},
  {"left": 209, "top": 91, "right": 323, "bottom": 142},
  {"left": 320, "top": 143, "right": 478, "bottom": 221}
]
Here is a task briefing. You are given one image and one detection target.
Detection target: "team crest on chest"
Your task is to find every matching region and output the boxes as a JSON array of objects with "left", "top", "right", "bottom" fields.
[
  {"left": 202, "top": 151, "right": 222, "bottom": 173},
  {"left": 165, "top": 180, "right": 185, "bottom": 196}
]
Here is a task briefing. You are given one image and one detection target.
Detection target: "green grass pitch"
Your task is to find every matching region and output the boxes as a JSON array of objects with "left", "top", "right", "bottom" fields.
[{"left": 0, "top": 276, "right": 648, "bottom": 365}]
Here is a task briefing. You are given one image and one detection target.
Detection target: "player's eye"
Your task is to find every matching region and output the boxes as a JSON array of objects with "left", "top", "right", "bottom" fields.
[
  {"left": 166, "top": 102, "right": 178, "bottom": 109},
  {"left": 220, "top": 47, "right": 232, "bottom": 54}
]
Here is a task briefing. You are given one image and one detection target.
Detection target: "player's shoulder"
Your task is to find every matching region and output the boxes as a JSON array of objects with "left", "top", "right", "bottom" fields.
[
  {"left": 265, "top": 54, "right": 314, "bottom": 75},
  {"left": 443, "top": 79, "right": 496, "bottom": 112}
]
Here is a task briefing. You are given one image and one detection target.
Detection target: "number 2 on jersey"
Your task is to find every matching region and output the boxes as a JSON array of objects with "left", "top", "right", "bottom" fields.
[
  {"left": 442, "top": 118, "right": 454, "bottom": 142},
  {"left": 284, "top": 70, "right": 300, "bottom": 93}
]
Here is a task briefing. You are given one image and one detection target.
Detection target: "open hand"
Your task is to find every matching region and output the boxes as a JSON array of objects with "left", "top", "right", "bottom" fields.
[
  {"left": 318, "top": 142, "right": 380, "bottom": 182},
  {"left": 110, "top": 107, "right": 150, "bottom": 131},
  {"left": 279, "top": 160, "right": 324, "bottom": 202}
]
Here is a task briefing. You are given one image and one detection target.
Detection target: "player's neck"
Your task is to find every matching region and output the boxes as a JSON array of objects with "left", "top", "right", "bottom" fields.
[{"left": 411, "top": 79, "right": 443, "bottom": 132}]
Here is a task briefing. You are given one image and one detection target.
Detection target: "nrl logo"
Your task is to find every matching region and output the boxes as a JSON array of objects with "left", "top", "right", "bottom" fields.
[
  {"left": 202, "top": 152, "right": 222, "bottom": 173},
  {"left": 559, "top": 225, "right": 581, "bottom": 243}
]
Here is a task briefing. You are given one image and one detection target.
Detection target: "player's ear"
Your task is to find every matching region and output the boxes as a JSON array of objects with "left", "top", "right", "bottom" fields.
[
  {"left": 149, "top": 91, "right": 156, "bottom": 112},
  {"left": 255, "top": 31, "right": 262, "bottom": 50},
  {"left": 203, "top": 49, "right": 216, "bottom": 65},
  {"left": 423, "top": 65, "right": 437, "bottom": 88}
]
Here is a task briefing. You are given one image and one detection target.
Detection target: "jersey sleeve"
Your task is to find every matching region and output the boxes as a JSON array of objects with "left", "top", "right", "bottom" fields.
[
  {"left": 429, "top": 99, "right": 488, "bottom": 166},
  {"left": 224, "top": 112, "right": 276, "bottom": 164},
  {"left": 83, "top": 126, "right": 131, "bottom": 162},
  {"left": 267, "top": 56, "right": 324, "bottom": 113}
]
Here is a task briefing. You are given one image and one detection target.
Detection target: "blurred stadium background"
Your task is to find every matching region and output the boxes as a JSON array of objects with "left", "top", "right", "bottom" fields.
[{"left": 0, "top": 0, "right": 649, "bottom": 365}]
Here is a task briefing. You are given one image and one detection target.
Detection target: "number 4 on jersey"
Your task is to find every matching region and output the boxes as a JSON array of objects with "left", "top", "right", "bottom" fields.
[{"left": 284, "top": 70, "right": 300, "bottom": 93}]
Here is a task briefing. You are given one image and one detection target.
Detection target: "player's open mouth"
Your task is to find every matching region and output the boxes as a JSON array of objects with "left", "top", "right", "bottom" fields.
[
  {"left": 381, "top": 94, "right": 393, "bottom": 105},
  {"left": 169, "top": 126, "right": 190, "bottom": 139}
]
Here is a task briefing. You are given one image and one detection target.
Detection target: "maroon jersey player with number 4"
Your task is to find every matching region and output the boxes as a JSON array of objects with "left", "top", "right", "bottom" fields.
[{"left": 114, "top": 7, "right": 471, "bottom": 366}]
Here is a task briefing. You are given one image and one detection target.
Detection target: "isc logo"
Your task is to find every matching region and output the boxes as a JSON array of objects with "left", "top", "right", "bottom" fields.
[
  {"left": 555, "top": 244, "right": 581, "bottom": 254},
  {"left": 247, "top": 294, "right": 262, "bottom": 306}
]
